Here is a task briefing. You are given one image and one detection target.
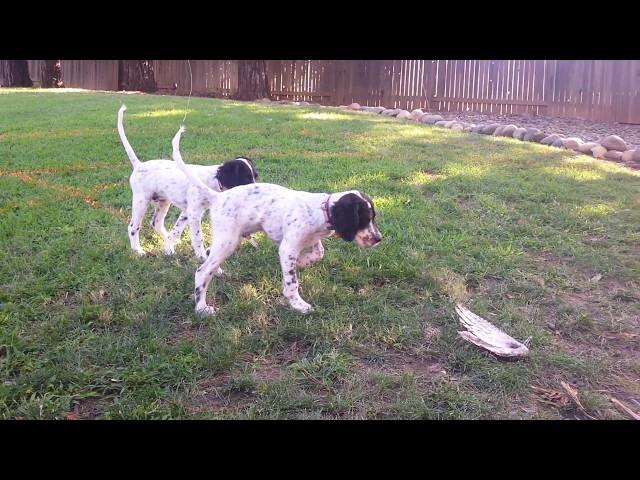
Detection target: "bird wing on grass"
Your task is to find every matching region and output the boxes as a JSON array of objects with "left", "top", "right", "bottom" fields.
[{"left": 456, "top": 304, "right": 529, "bottom": 359}]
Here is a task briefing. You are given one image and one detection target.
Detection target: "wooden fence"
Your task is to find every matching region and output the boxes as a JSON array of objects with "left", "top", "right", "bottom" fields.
[
  {"left": 30, "top": 60, "right": 640, "bottom": 124},
  {"left": 60, "top": 60, "right": 119, "bottom": 91}
]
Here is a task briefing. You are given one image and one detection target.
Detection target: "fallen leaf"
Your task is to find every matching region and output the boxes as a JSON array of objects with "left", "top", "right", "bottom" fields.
[
  {"left": 64, "top": 412, "right": 83, "bottom": 420},
  {"left": 590, "top": 273, "right": 602, "bottom": 283}
]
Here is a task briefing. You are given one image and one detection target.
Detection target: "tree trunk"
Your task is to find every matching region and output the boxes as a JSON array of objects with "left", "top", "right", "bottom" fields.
[
  {"left": 40, "top": 60, "right": 61, "bottom": 88},
  {"left": 1, "top": 60, "right": 33, "bottom": 87},
  {"left": 235, "top": 60, "right": 270, "bottom": 101},
  {"left": 118, "top": 60, "right": 157, "bottom": 92}
]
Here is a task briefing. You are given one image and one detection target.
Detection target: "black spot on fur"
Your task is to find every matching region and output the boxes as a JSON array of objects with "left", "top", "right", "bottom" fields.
[
  {"left": 330, "top": 193, "right": 374, "bottom": 242},
  {"left": 216, "top": 157, "right": 257, "bottom": 190}
]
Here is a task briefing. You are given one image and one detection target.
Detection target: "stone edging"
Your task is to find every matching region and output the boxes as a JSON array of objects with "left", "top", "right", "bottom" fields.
[
  {"left": 253, "top": 98, "right": 640, "bottom": 170},
  {"left": 340, "top": 103, "right": 640, "bottom": 169}
]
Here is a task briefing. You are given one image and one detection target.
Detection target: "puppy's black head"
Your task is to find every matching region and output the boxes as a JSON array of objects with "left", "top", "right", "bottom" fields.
[
  {"left": 216, "top": 157, "right": 258, "bottom": 190},
  {"left": 330, "top": 192, "right": 382, "bottom": 247}
]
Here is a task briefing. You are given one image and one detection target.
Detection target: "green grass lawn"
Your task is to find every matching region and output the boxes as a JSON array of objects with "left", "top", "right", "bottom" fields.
[{"left": 1, "top": 88, "right": 639, "bottom": 419}]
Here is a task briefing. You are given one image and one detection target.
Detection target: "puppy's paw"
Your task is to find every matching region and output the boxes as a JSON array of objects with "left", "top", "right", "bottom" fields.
[
  {"left": 290, "top": 300, "right": 313, "bottom": 314},
  {"left": 196, "top": 305, "right": 216, "bottom": 316}
]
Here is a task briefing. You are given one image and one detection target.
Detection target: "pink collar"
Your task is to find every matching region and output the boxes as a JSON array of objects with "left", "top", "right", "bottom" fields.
[{"left": 321, "top": 194, "right": 332, "bottom": 225}]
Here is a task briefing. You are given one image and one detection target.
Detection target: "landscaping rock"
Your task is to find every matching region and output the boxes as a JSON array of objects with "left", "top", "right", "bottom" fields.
[
  {"left": 471, "top": 125, "right": 484, "bottom": 133},
  {"left": 420, "top": 114, "right": 444, "bottom": 124},
  {"left": 523, "top": 127, "right": 543, "bottom": 142},
  {"left": 551, "top": 138, "right": 566, "bottom": 148},
  {"left": 434, "top": 120, "right": 449, "bottom": 127},
  {"left": 348, "top": 102, "right": 361, "bottom": 110},
  {"left": 600, "top": 135, "right": 628, "bottom": 152},
  {"left": 604, "top": 150, "right": 624, "bottom": 162},
  {"left": 481, "top": 124, "right": 500, "bottom": 135},
  {"left": 621, "top": 150, "right": 636, "bottom": 162},
  {"left": 540, "top": 134, "right": 561, "bottom": 145},
  {"left": 591, "top": 145, "right": 607, "bottom": 158},
  {"left": 562, "top": 137, "right": 584, "bottom": 150},
  {"left": 512, "top": 127, "right": 527, "bottom": 140},
  {"left": 410, "top": 109, "right": 425, "bottom": 121},
  {"left": 576, "top": 142, "right": 599, "bottom": 154},
  {"left": 499, "top": 125, "right": 518, "bottom": 137},
  {"left": 396, "top": 110, "right": 412, "bottom": 119}
]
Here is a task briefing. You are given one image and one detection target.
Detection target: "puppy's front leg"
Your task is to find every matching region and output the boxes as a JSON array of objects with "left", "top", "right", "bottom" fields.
[
  {"left": 187, "top": 210, "right": 208, "bottom": 261},
  {"left": 193, "top": 234, "right": 240, "bottom": 315},
  {"left": 167, "top": 212, "right": 189, "bottom": 250},
  {"left": 279, "top": 242, "right": 313, "bottom": 314}
]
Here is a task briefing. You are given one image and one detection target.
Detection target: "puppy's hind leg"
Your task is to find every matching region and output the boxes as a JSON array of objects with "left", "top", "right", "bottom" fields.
[
  {"left": 128, "top": 194, "right": 149, "bottom": 256},
  {"left": 187, "top": 205, "right": 208, "bottom": 261},
  {"left": 150, "top": 200, "right": 175, "bottom": 255}
]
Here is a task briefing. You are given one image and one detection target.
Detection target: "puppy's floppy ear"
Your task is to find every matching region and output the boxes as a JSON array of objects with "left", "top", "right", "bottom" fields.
[{"left": 330, "top": 193, "right": 362, "bottom": 242}]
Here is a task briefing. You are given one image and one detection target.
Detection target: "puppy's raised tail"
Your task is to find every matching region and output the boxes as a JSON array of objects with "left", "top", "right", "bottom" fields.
[
  {"left": 172, "top": 125, "right": 218, "bottom": 200},
  {"left": 117, "top": 104, "right": 141, "bottom": 170}
]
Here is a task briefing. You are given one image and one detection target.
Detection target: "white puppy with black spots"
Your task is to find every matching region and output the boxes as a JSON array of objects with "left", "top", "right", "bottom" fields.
[
  {"left": 171, "top": 125, "right": 382, "bottom": 315},
  {"left": 117, "top": 105, "right": 257, "bottom": 259}
]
